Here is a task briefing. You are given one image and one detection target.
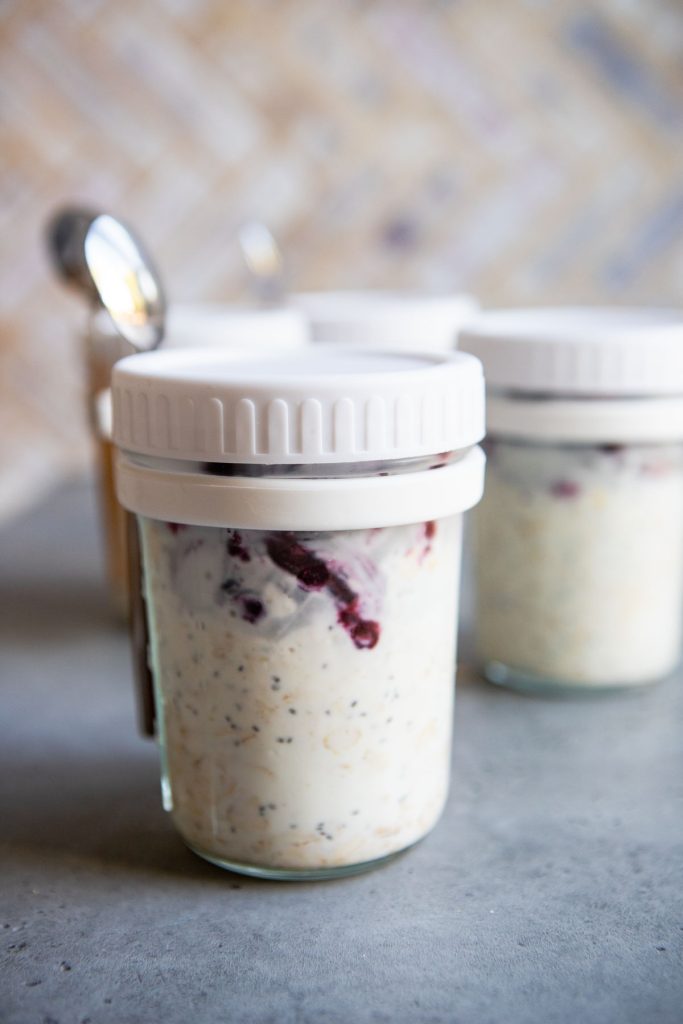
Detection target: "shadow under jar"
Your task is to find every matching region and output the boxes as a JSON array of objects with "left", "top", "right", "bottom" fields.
[
  {"left": 459, "top": 308, "right": 683, "bottom": 694},
  {"left": 112, "top": 346, "right": 485, "bottom": 879}
]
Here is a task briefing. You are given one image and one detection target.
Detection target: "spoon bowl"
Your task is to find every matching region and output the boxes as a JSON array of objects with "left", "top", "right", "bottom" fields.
[
  {"left": 84, "top": 214, "right": 165, "bottom": 351},
  {"left": 46, "top": 206, "right": 100, "bottom": 298},
  {"left": 46, "top": 205, "right": 165, "bottom": 351},
  {"left": 238, "top": 220, "right": 286, "bottom": 306}
]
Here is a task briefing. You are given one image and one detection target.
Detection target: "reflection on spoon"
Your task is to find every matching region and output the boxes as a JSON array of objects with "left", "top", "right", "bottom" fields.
[
  {"left": 46, "top": 206, "right": 165, "bottom": 352},
  {"left": 84, "top": 214, "right": 165, "bottom": 351},
  {"left": 238, "top": 220, "right": 286, "bottom": 306}
]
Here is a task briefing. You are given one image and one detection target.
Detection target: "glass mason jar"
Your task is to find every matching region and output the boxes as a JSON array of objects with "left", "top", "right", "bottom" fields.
[
  {"left": 459, "top": 308, "right": 683, "bottom": 693},
  {"left": 87, "top": 304, "right": 309, "bottom": 617},
  {"left": 112, "top": 346, "right": 485, "bottom": 879}
]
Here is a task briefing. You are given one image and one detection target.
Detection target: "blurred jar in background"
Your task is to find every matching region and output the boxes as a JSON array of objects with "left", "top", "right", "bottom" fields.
[
  {"left": 459, "top": 308, "right": 683, "bottom": 693},
  {"left": 87, "top": 304, "right": 310, "bottom": 616},
  {"left": 293, "top": 291, "right": 477, "bottom": 351}
]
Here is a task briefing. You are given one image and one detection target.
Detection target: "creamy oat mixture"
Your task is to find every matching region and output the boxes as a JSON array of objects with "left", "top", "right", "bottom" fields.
[
  {"left": 140, "top": 515, "right": 462, "bottom": 871},
  {"left": 475, "top": 440, "right": 683, "bottom": 687}
]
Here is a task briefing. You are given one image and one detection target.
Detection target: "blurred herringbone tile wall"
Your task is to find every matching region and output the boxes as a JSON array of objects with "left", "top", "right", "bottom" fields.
[{"left": 2, "top": 0, "right": 683, "bottom": 518}]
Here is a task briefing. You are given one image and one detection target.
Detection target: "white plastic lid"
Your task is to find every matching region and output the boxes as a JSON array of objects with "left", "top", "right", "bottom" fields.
[
  {"left": 293, "top": 290, "right": 478, "bottom": 351},
  {"left": 90, "top": 302, "right": 309, "bottom": 351},
  {"left": 116, "top": 446, "right": 486, "bottom": 530},
  {"left": 486, "top": 394, "right": 683, "bottom": 443},
  {"left": 164, "top": 303, "right": 309, "bottom": 349},
  {"left": 458, "top": 308, "right": 683, "bottom": 396},
  {"left": 112, "top": 346, "right": 485, "bottom": 464}
]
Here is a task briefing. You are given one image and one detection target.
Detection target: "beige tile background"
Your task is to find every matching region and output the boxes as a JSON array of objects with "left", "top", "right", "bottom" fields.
[{"left": 2, "top": 0, "right": 683, "bottom": 519}]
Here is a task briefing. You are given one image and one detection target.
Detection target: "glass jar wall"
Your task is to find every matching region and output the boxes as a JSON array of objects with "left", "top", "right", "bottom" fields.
[
  {"left": 141, "top": 515, "right": 462, "bottom": 878},
  {"left": 475, "top": 437, "right": 683, "bottom": 692}
]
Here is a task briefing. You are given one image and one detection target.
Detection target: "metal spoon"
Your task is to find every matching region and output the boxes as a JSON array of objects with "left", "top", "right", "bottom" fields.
[
  {"left": 47, "top": 205, "right": 101, "bottom": 297},
  {"left": 46, "top": 206, "right": 165, "bottom": 351},
  {"left": 46, "top": 205, "right": 161, "bottom": 737},
  {"left": 238, "top": 220, "right": 287, "bottom": 306}
]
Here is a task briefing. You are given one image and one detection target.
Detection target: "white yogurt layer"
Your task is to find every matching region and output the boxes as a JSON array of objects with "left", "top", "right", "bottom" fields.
[
  {"left": 140, "top": 516, "right": 462, "bottom": 871},
  {"left": 475, "top": 441, "right": 683, "bottom": 688}
]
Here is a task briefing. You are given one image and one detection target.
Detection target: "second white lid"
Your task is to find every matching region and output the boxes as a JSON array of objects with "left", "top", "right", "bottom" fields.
[
  {"left": 112, "top": 346, "right": 485, "bottom": 464},
  {"left": 293, "top": 290, "right": 478, "bottom": 351},
  {"left": 163, "top": 303, "right": 309, "bottom": 349},
  {"left": 458, "top": 307, "right": 683, "bottom": 396},
  {"left": 91, "top": 302, "right": 309, "bottom": 345}
]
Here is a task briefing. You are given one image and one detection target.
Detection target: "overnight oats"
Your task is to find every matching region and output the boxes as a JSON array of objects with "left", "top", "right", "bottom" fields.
[
  {"left": 478, "top": 440, "right": 683, "bottom": 687},
  {"left": 112, "top": 346, "right": 485, "bottom": 878},
  {"left": 459, "top": 308, "right": 683, "bottom": 693}
]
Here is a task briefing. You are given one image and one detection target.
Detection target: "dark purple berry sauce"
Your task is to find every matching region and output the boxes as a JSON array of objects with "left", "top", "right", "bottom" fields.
[
  {"left": 338, "top": 601, "right": 380, "bottom": 649},
  {"left": 265, "top": 533, "right": 381, "bottom": 650},
  {"left": 550, "top": 480, "right": 581, "bottom": 499},
  {"left": 418, "top": 520, "right": 437, "bottom": 561},
  {"left": 166, "top": 522, "right": 187, "bottom": 534},
  {"left": 241, "top": 597, "right": 265, "bottom": 624},
  {"left": 220, "top": 578, "right": 264, "bottom": 623},
  {"left": 227, "top": 531, "right": 251, "bottom": 562},
  {"left": 599, "top": 444, "right": 625, "bottom": 455},
  {"left": 429, "top": 452, "right": 450, "bottom": 470}
]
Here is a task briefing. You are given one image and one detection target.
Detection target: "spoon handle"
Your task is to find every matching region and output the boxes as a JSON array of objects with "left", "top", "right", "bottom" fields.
[{"left": 126, "top": 512, "right": 156, "bottom": 737}]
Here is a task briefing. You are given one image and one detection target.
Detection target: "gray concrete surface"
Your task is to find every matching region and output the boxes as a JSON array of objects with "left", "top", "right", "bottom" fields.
[{"left": 1, "top": 479, "right": 682, "bottom": 1024}]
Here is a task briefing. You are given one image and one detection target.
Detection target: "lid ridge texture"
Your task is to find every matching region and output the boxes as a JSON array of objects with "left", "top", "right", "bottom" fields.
[
  {"left": 112, "top": 347, "right": 485, "bottom": 464},
  {"left": 458, "top": 307, "right": 683, "bottom": 396}
]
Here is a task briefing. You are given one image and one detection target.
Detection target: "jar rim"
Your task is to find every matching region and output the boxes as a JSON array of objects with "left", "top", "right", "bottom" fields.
[
  {"left": 486, "top": 393, "right": 683, "bottom": 444},
  {"left": 115, "top": 446, "right": 486, "bottom": 531}
]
